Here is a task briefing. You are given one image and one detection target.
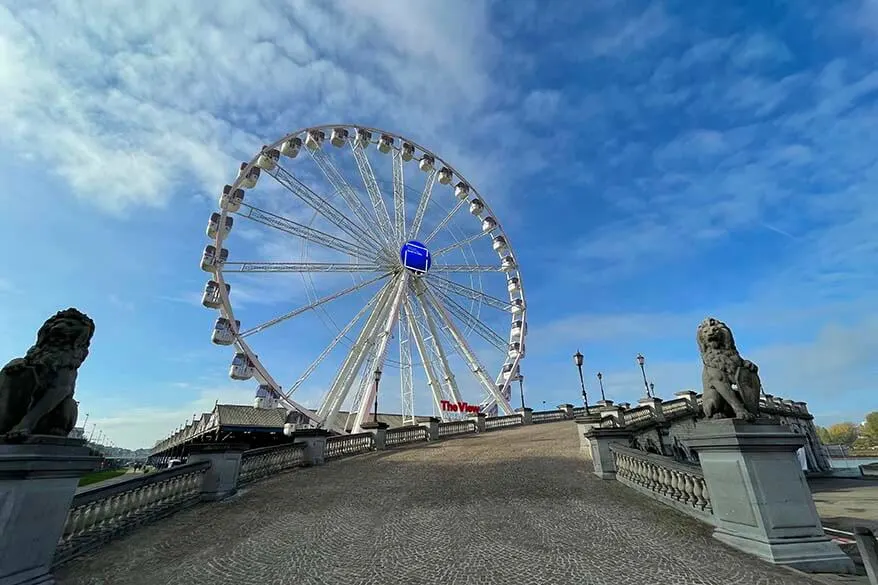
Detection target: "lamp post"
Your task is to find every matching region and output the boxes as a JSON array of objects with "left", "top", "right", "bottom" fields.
[
  {"left": 373, "top": 368, "right": 382, "bottom": 424},
  {"left": 649, "top": 382, "right": 655, "bottom": 398},
  {"left": 636, "top": 353, "right": 651, "bottom": 398},
  {"left": 518, "top": 375, "right": 526, "bottom": 410},
  {"left": 573, "top": 350, "right": 589, "bottom": 412},
  {"left": 596, "top": 372, "right": 606, "bottom": 402}
]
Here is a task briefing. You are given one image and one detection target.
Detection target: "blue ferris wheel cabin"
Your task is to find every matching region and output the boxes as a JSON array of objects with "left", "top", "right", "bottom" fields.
[{"left": 400, "top": 240, "right": 431, "bottom": 274}]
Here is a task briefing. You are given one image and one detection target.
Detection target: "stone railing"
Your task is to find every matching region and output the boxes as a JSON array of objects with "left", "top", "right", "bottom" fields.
[
  {"left": 239, "top": 443, "right": 306, "bottom": 486},
  {"left": 659, "top": 398, "right": 691, "bottom": 419},
  {"left": 438, "top": 420, "right": 476, "bottom": 437},
  {"left": 532, "top": 410, "right": 567, "bottom": 423},
  {"left": 325, "top": 432, "right": 374, "bottom": 460},
  {"left": 55, "top": 460, "right": 210, "bottom": 565},
  {"left": 610, "top": 444, "right": 712, "bottom": 522},
  {"left": 386, "top": 425, "right": 428, "bottom": 447},
  {"left": 622, "top": 406, "right": 654, "bottom": 427},
  {"left": 485, "top": 414, "right": 523, "bottom": 430}
]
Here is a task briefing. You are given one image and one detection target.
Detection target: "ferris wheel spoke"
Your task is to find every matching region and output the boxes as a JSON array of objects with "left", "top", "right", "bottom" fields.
[
  {"left": 350, "top": 142, "right": 396, "bottom": 246},
  {"left": 422, "top": 287, "right": 516, "bottom": 414},
  {"left": 427, "top": 274, "right": 511, "bottom": 312},
  {"left": 391, "top": 148, "right": 406, "bottom": 245},
  {"left": 429, "top": 264, "right": 503, "bottom": 273},
  {"left": 403, "top": 297, "right": 450, "bottom": 420},
  {"left": 351, "top": 273, "right": 409, "bottom": 433},
  {"left": 239, "top": 273, "right": 389, "bottom": 338},
  {"left": 268, "top": 163, "right": 387, "bottom": 258},
  {"left": 429, "top": 285, "right": 507, "bottom": 352},
  {"left": 423, "top": 199, "right": 466, "bottom": 244},
  {"left": 284, "top": 281, "right": 391, "bottom": 398},
  {"left": 315, "top": 279, "right": 398, "bottom": 429},
  {"left": 308, "top": 146, "right": 393, "bottom": 247},
  {"left": 413, "top": 285, "right": 464, "bottom": 405},
  {"left": 431, "top": 232, "right": 487, "bottom": 259},
  {"left": 221, "top": 262, "right": 387, "bottom": 273},
  {"left": 409, "top": 168, "right": 437, "bottom": 241},
  {"left": 235, "top": 203, "right": 376, "bottom": 259}
]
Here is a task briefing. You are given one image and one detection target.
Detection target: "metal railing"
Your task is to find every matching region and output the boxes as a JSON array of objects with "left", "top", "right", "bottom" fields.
[{"left": 55, "top": 461, "right": 210, "bottom": 566}]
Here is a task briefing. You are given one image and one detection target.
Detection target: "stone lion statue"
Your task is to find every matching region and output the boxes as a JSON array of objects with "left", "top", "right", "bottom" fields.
[
  {"left": 0, "top": 308, "right": 95, "bottom": 439},
  {"left": 697, "top": 317, "right": 762, "bottom": 421}
]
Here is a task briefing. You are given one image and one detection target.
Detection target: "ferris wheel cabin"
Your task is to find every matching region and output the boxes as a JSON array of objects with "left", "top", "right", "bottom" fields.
[
  {"left": 280, "top": 136, "right": 302, "bottom": 158},
  {"left": 236, "top": 162, "right": 260, "bottom": 189},
  {"left": 219, "top": 185, "right": 245, "bottom": 212},
  {"left": 206, "top": 213, "right": 234, "bottom": 239},
  {"left": 201, "top": 280, "right": 230, "bottom": 309},
  {"left": 256, "top": 147, "right": 280, "bottom": 171},
  {"left": 211, "top": 317, "right": 240, "bottom": 346},
  {"left": 229, "top": 352, "right": 255, "bottom": 381},
  {"left": 201, "top": 245, "right": 229, "bottom": 272}
]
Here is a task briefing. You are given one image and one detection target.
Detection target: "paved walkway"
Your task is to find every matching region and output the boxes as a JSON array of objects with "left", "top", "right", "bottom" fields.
[{"left": 57, "top": 423, "right": 828, "bottom": 585}]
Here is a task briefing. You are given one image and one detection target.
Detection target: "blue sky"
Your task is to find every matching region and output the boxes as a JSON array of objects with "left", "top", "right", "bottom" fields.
[{"left": 1, "top": 1, "right": 877, "bottom": 449}]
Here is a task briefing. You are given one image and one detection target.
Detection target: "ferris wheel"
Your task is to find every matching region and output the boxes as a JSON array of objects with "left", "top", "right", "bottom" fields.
[{"left": 200, "top": 125, "right": 527, "bottom": 434}]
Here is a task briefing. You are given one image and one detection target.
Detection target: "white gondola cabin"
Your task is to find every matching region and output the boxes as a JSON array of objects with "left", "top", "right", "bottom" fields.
[
  {"left": 501, "top": 362, "right": 520, "bottom": 381},
  {"left": 202, "top": 280, "right": 230, "bottom": 309},
  {"left": 378, "top": 134, "right": 394, "bottom": 154},
  {"left": 256, "top": 147, "right": 280, "bottom": 170},
  {"left": 330, "top": 127, "right": 349, "bottom": 147},
  {"left": 206, "top": 212, "right": 234, "bottom": 239},
  {"left": 420, "top": 155, "right": 435, "bottom": 172},
  {"left": 508, "top": 342, "right": 522, "bottom": 359},
  {"left": 507, "top": 276, "right": 521, "bottom": 293},
  {"left": 211, "top": 317, "right": 240, "bottom": 345},
  {"left": 280, "top": 136, "right": 302, "bottom": 158},
  {"left": 438, "top": 166, "right": 453, "bottom": 185},
  {"left": 201, "top": 245, "right": 229, "bottom": 272},
  {"left": 511, "top": 319, "right": 527, "bottom": 340},
  {"left": 481, "top": 216, "right": 497, "bottom": 233},
  {"left": 219, "top": 185, "right": 245, "bottom": 212},
  {"left": 305, "top": 129, "right": 325, "bottom": 150},
  {"left": 500, "top": 255, "right": 517, "bottom": 272},
  {"left": 469, "top": 198, "right": 484, "bottom": 215},
  {"left": 229, "top": 352, "right": 255, "bottom": 380},
  {"left": 492, "top": 235, "right": 508, "bottom": 253},
  {"left": 237, "top": 163, "right": 260, "bottom": 189},
  {"left": 454, "top": 181, "right": 469, "bottom": 199},
  {"left": 510, "top": 298, "right": 525, "bottom": 315},
  {"left": 401, "top": 142, "right": 415, "bottom": 162},
  {"left": 354, "top": 128, "right": 372, "bottom": 148}
]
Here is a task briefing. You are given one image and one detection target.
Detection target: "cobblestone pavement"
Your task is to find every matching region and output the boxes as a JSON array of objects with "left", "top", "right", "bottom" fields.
[{"left": 57, "top": 422, "right": 829, "bottom": 585}]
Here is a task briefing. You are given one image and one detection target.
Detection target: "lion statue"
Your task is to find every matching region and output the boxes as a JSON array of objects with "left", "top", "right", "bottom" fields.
[
  {"left": 697, "top": 317, "right": 762, "bottom": 421},
  {"left": 0, "top": 308, "right": 95, "bottom": 439}
]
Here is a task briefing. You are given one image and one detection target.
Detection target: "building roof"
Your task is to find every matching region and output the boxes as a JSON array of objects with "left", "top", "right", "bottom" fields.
[{"left": 216, "top": 405, "right": 288, "bottom": 428}]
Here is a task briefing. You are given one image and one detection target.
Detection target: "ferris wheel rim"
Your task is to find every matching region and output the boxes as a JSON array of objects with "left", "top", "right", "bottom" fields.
[{"left": 205, "top": 123, "right": 528, "bottom": 428}]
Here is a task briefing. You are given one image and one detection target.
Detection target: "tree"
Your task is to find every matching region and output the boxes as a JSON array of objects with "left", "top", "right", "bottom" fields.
[
  {"left": 862, "top": 412, "right": 878, "bottom": 442},
  {"left": 826, "top": 422, "right": 859, "bottom": 446},
  {"left": 816, "top": 426, "right": 831, "bottom": 444}
]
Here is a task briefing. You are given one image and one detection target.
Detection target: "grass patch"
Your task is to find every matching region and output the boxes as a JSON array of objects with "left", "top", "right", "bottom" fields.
[{"left": 78, "top": 468, "right": 128, "bottom": 487}]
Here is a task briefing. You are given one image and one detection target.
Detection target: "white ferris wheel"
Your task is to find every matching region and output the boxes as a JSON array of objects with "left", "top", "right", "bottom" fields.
[{"left": 200, "top": 125, "right": 527, "bottom": 434}]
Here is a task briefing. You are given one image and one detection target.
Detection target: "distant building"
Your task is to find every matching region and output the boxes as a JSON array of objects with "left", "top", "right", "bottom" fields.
[{"left": 68, "top": 427, "right": 85, "bottom": 440}]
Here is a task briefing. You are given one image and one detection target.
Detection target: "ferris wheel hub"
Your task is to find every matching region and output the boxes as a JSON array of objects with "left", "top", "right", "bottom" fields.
[{"left": 399, "top": 240, "right": 432, "bottom": 274}]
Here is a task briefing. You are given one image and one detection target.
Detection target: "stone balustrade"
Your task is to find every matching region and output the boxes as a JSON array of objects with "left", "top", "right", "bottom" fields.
[
  {"left": 485, "top": 414, "right": 523, "bottom": 430},
  {"left": 622, "top": 405, "right": 653, "bottom": 427},
  {"left": 438, "top": 419, "right": 476, "bottom": 437},
  {"left": 532, "top": 409, "right": 568, "bottom": 423},
  {"left": 609, "top": 444, "right": 713, "bottom": 522},
  {"left": 385, "top": 425, "right": 428, "bottom": 447},
  {"left": 658, "top": 397, "right": 691, "bottom": 419},
  {"left": 324, "top": 432, "right": 374, "bottom": 460},
  {"left": 55, "top": 460, "right": 210, "bottom": 565},
  {"left": 238, "top": 443, "right": 306, "bottom": 486}
]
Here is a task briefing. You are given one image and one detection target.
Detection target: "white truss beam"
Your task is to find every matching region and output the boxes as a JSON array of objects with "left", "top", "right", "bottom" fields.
[
  {"left": 398, "top": 310, "right": 415, "bottom": 425},
  {"left": 413, "top": 281, "right": 463, "bottom": 405},
  {"left": 391, "top": 149, "right": 406, "bottom": 245},
  {"left": 222, "top": 262, "right": 385, "bottom": 273},
  {"left": 403, "top": 297, "right": 449, "bottom": 420},
  {"left": 430, "top": 286, "right": 507, "bottom": 351},
  {"left": 409, "top": 168, "right": 437, "bottom": 240},
  {"left": 423, "top": 199, "right": 466, "bottom": 244},
  {"left": 350, "top": 142, "right": 396, "bottom": 246},
  {"left": 428, "top": 274, "right": 511, "bottom": 311}
]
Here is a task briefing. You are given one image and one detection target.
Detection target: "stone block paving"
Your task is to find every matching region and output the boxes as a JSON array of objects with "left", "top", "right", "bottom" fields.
[{"left": 57, "top": 423, "right": 827, "bottom": 585}]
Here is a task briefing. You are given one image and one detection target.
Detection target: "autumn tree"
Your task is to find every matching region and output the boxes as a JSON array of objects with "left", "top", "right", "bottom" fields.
[
  {"left": 826, "top": 422, "right": 859, "bottom": 446},
  {"left": 861, "top": 412, "right": 878, "bottom": 442},
  {"left": 816, "top": 426, "right": 831, "bottom": 444}
]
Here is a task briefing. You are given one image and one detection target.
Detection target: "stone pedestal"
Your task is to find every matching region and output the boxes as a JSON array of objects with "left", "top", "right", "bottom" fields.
[
  {"left": 360, "top": 422, "right": 389, "bottom": 450},
  {"left": 470, "top": 413, "right": 487, "bottom": 433},
  {"left": 294, "top": 429, "right": 331, "bottom": 465},
  {"left": 638, "top": 397, "right": 665, "bottom": 421},
  {"left": 557, "top": 404, "right": 575, "bottom": 419},
  {"left": 685, "top": 419, "right": 855, "bottom": 574},
  {"left": 515, "top": 407, "right": 533, "bottom": 425},
  {"left": 575, "top": 414, "right": 604, "bottom": 454},
  {"left": 420, "top": 417, "right": 440, "bottom": 441},
  {"left": 0, "top": 437, "right": 100, "bottom": 585},
  {"left": 187, "top": 443, "right": 247, "bottom": 501},
  {"left": 582, "top": 427, "right": 632, "bottom": 479}
]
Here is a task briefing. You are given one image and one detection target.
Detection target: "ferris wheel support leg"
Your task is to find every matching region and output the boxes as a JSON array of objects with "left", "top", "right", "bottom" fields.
[
  {"left": 315, "top": 281, "right": 396, "bottom": 429},
  {"left": 351, "top": 273, "right": 409, "bottom": 433},
  {"left": 403, "top": 297, "right": 451, "bottom": 421},
  {"left": 414, "top": 285, "right": 464, "bottom": 406},
  {"left": 423, "top": 287, "right": 516, "bottom": 415},
  {"left": 398, "top": 312, "right": 416, "bottom": 425}
]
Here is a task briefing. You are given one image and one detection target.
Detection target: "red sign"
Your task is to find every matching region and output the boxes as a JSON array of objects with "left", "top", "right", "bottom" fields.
[{"left": 440, "top": 400, "right": 481, "bottom": 414}]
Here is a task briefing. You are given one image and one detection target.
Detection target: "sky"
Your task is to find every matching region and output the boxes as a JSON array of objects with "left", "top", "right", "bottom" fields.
[{"left": 1, "top": 0, "right": 877, "bottom": 449}]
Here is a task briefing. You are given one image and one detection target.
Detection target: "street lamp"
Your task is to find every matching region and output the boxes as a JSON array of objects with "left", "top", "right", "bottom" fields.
[
  {"left": 373, "top": 368, "right": 382, "bottom": 424},
  {"left": 573, "top": 350, "right": 589, "bottom": 412},
  {"left": 518, "top": 375, "right": 526, "bottom": 410},
  {"left": 636, "top": 353, "right": 651, "bottom": 398},
  {"left": 596, "top": 372, "right": 606, "bottom": 402},
  {"left": 649, "top": 382, "right": 655, "bottom": 397}
]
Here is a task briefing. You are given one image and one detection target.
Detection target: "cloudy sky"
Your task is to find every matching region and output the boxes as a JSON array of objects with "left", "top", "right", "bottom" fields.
[{"left": 1, "top": 1, "right": 876, "bottom": 449}]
